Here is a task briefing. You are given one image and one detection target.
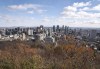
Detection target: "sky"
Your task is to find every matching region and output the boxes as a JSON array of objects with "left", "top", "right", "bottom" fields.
[{"left": 0, "top": 0, "right": 100, "bottom": 27}]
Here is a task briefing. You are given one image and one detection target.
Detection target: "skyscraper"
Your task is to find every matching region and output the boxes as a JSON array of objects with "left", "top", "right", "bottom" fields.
[
  {"left": 40, "top": 25, "right": 44, "bottom": 30},
  {"left": 56, "top": 25, "right": 60, "bottom": 32},
  {"left": 53, "top": 25, "right": 56, "bottom": 32},
  {"left": 48, "top": 28, "right": 52, "bottom": 36},
  {"left": 61, "top": 25, "right": 65, "bottom": 33},
  {"left": 64, "top": 26, "right": 68, "bottom": 35},
  {"left": 28, "top": 28, "right": 33, "bottom": 36}
]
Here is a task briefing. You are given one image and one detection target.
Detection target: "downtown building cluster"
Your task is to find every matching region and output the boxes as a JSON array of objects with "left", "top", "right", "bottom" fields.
[
  {"left": 0, "top": 25, "right": 100, "bottom": 51},
  {"left": 0, "top": 25, "right": 69, "bottom": 42}
]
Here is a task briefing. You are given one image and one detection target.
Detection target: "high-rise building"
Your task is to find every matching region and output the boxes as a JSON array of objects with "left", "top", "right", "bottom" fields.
[
  {"left": 62, "top": 25, "right": 64, "bottom": 30},
  {"left": 56, "top": 25, "right": 60, "bottom": 32},
  {"left": 53, "top": 25, "right": 56, "bottom": 32},
  {"left": 28, "top": 28, "right": 33, "bottom": 36},
  {"left": 48, "top": 28, "right": 52, "bottom": 36},
  {"left": 64, "top": 26, "right": 68, "bottom": 35},
  {"left": 36, "top": 27, "right": 40, "bottom": 33},
  {"left": 40, "top": 25, "right": 44, "bottom": 30},
  {"left": 61, "top": 25, "right": 65, "bottom": 33}
]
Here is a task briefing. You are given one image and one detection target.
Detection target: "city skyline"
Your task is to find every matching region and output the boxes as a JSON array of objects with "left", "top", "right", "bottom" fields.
[{"left": 0, "top": 0, "right": 100, "bottom": 27}]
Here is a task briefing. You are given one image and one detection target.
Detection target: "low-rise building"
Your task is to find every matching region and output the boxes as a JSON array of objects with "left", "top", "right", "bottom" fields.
[{"left": 44, "top": 36, "right": 55, "bottom": 43}]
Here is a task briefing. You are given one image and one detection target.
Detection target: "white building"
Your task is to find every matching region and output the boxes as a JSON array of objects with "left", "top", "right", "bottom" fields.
[
  {"left": 14, "top": 34, "right": 19, "bottom": 39},
  {"left": 22, "top": 33, "right": 26, "bottom": 40},
  {"left": 28, "top": 28, "right": 33, "bottom": 36},
  {"left": 37, "top": 33, "right": 46, "bottom": 40}
]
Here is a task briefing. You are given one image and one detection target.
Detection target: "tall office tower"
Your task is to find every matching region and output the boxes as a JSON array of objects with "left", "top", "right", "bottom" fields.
[
  {"left": 45, "top": 29, "right": 49, "bottom": 37},
  {"left": 28, "top": 28, "right": 33, "bottom": 36},
  {"left": 53, "top": 25, "right": 56, "bottom": 32},
  {"left": 15, "top": 27, "right": 21, "bottom": 34},
  {"left": 61, "top": 25, "right": 65, "bottom": 33},
  {"left": 64, "top": 26, "right": 68, "bottom": 35},
  {"left": 56, "top": 25, "right": 60, "bottom": 32},
  {"left": 40, "top": 25, "right": 44, "bottom": 30},
  {"left": 15, "top": 27, "right": 20, "bottom": 31},
  {"left": 2, "top": 29, "right": 7, "bottom": 36},
  {"left": 40, "top": 25, "right": 44, "bottom": 34},
  {"left": 36, "top": 27, "right": 40, "bottom": 33},
  {"left": 22, "top": 28, "right": 27, "bottom": 35},
  {"left": 48, "top": 28, "right": 52, "bottom": 36},
  {"left": 62, "top": 25, "right": 64, "bottom": 30}
]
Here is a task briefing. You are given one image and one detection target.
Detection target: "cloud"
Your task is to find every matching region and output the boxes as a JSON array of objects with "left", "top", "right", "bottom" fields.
[
  {"left": 58, "top": 1, "right": 100, "bottom": 27},
  {"left": 62, "top": 2, "right": 90, "bottom": 14},
  {"left": 80, "top": 7, "right": 89, "bottom": 11},
  {"left": 8, "top": 4, "right": 47, "bottom": 14},
  {"left": 61, "top": 1, "right": 100, "bottom": 18},
  {"left": 27, "top": 10, "right": 34, "bottom": 14},
  {"left": 1, "top": 1, "right": 100, "bottom": 27},
  {"left": 61, "top": 2, "right": 91, "bottom": 18},
  {"left": 80, "top": 4, "right": 100, "bottom": 11},
  {"left": 0, "top": 14, "right": 39, "bottom": 27},
  {"left": 64, "top": 6, "right": 77, "bottom": 12},
  {"left": 55, "top": 17, "right": 100, "bottom": 27},
  {"left": 0, "top": 15, "right": 56, "bottom": 27},
  {"left": 73, "top": 1, "right": 91, "bottom": 7},
  {"left": 0, "top": 15, "right": 14, "bottom": 23},
  {"left": 42, "top": 17, "right": 50, "bottom": 22},
  {"left": 8, "top": 4, "right": 41, "bottom": 10},
  {"left": 92, "top": 4, "right": 100, "bottom": 11}
]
